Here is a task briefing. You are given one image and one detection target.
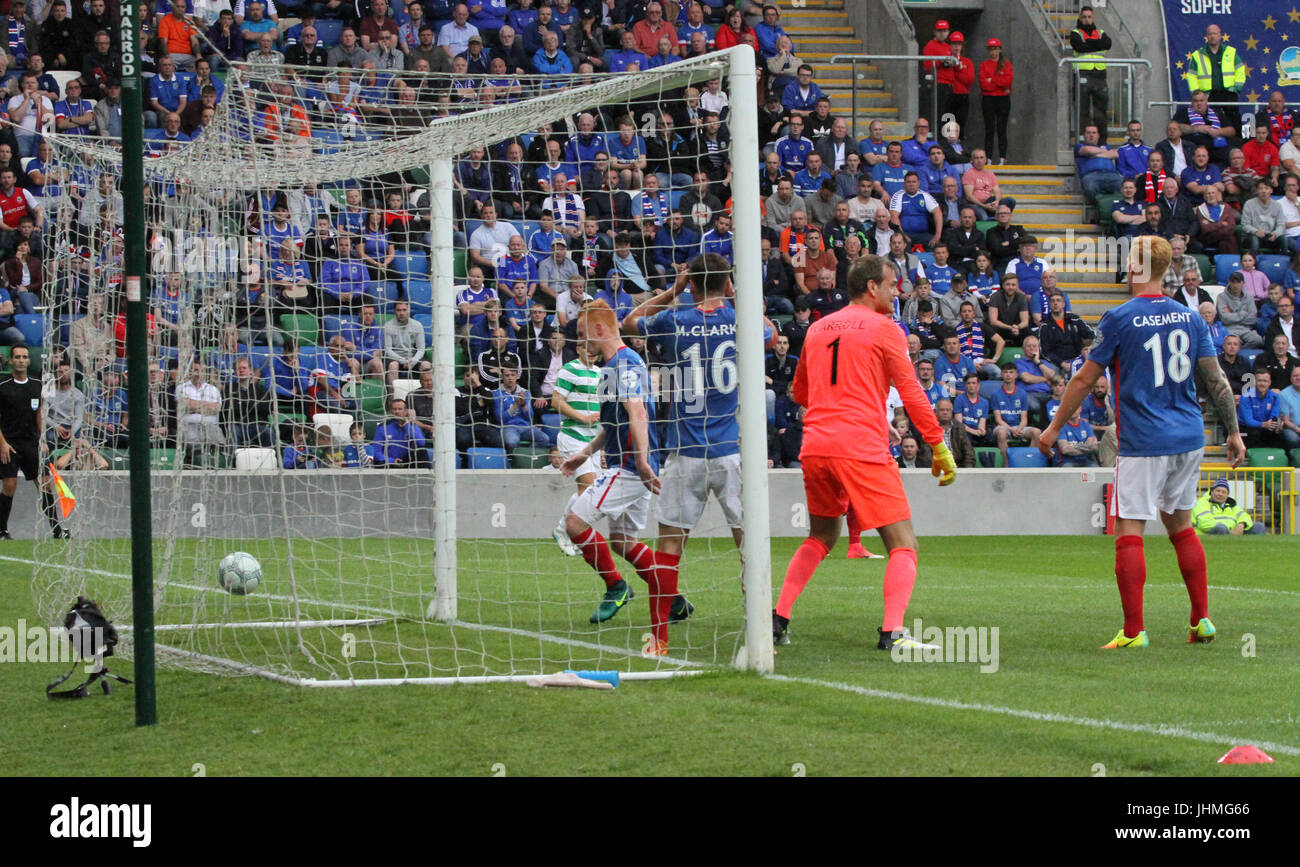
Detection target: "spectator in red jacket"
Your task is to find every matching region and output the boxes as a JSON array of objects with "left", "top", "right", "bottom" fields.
[{"left": 979, "top": 38, "right": 1013, "bottom": 164}]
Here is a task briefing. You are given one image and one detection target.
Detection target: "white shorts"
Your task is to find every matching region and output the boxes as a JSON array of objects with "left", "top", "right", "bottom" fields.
[
  {"left": 1114, "top": 449, "right": 1204, "bottom": 521},
  {"left": 570, "top": 468, "right": 652, "bottom": 536},
  {"left": 556, "top": 432, "right": 601, "bottom": 479},
  {"left": 657, "top": 453, "right": 743, "bottom": 530}
]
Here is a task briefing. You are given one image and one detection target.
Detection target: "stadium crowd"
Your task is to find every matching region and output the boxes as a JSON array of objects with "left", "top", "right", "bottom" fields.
[{"left": 1, "top": 1, "right": 1297, "bottom": 477}]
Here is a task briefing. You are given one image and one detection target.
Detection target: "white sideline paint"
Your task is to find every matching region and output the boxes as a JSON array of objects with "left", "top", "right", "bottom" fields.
[{"left": 767, "top": 674, "right": 1300, "bottom": 757}]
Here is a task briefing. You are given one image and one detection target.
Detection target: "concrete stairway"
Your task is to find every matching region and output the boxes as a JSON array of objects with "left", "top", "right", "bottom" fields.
[{"left": 779, "top": 0, "right": 909, "bottom": 138}]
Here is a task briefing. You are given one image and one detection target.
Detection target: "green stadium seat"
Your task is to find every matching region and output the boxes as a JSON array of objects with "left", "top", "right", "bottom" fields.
[
  {"left": 1193, "top": 254, "right": 1213, "bottom": 284},
  {"left": 150, "top": 448, "right": 178, "bottom": 469},
  {"left": 358, "top": 379, "right": 386, "bottom": 416},
  {"left": 1095, "top": 194, "right": 1120, "bottom": 229},
  {"left": 26, "top": 348, "right": 47, "bottom": 375},
  {"left": 453, "top": 248, "right": 467, "bottom": 281},
  {"left": 975, "top": 220, "right": 996, "bottom": 235},
  {"left": 279, "top": 313, "right": 320, "bottom": 346},
  {"left": 1290, "top": 449, "right": 1300, "bottom": 468},
  {"left": 1246, "top": 448, "right": 1288, "bottom": 468},
  {"left": 511, "top": 446, "right": 553, "bottom": 469},
  {"left": 975, "top": 447, "right": 1004, "bottom": 468},
  {"left": 998, "top": 346, "right": 1024, "bottom": 366},
  {"left": 101, "top": 448, "right": 129, "bottom": 470}
]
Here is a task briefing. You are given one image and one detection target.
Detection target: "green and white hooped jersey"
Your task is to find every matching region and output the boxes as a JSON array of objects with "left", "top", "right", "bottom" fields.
[{"left": 554, "top": 360, "right": 602, "bottom": 443}]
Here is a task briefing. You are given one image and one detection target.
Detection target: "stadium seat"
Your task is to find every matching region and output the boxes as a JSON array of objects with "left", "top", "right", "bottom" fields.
[
  {"left": 313, "top": 413, "right": 354, "bottom": 445},
  {"left": 413, "top": 313, "right": 433, "bottom": 345},
  {"left": 14, "top": 313, "right": 43, "bottom": 347},
  {"left": 58, "top": 314, "right": 83, "bottom": 348},
  {"left": 511, "top": 446, "right": 552, "bottom": 469},
  {"left": 997, "top": 346, "right": 1024, "bottom": 366},
  {"left": 279, "top": 313, "right": 320, "bottom": 346},
  {"left": 315, "top": 19, "right": 344, "bottom": 46},
  {"left": 1258, "top": 255, "right": 1289, "bottom": 285},
  {"left": 392, "top": 378, "right": 421, "bottom": 403},
  {"left": 975, "top": 220, "right": 996, "bottom": 234},
  {"left": 978, "top": 380, "right": 1003, "bottom": 403},
  {"left": 453, "top": 248, "right": 467, "bottom": 280},
  {"left": 1246, "top": 448, "right": 1288, "bottom": 468},
  {"left": 26, "top": 348, "right": 46, "bottom": 375},
  {"left": 1290, "top": 448, "right": 1300, "bottom": 468},
  {"left": 1006, "top": 447, "right": 1047, "bottom": 468},
  {"left": 321, "top": 314, "right": 355, "bottom": 342},
  {"left": 393, "top": 251, "right": 430, "bottom": 279},
  {"left": 1239, "top": 347, "right": 1264, "bottom": 368},
  {"left": 234, "top": 448, "right": 279, "bottom": 470},
  {"left": 407, "top": 279, "right": 433, "bottom": 313},
  {"left": 101, "top": 448, "right": 129, "bottom": 470},
  {"left": 248, "top": 346, "right": 274, "bottom": 377},
  {"left": 358, "top": 379, "right": 386, "bottom": 416},
  {"left": 466, "top": 447, "right": 508, "bottom": 469},
  {"left": 915, "top": 252, "right": 935, "bottom": 270},
  {"left": 297, "top": 345, "right": 326, "bottom": 373},
  {"left": 975, "top": 447, "right": 1004, "bottom": 468},
  {"left": 1214, "top": 254, "right": 1242, "bottom": 284},
  {"left": 1193, "top": 253, "right": 1213, "bottom": 283},
  {"left": 1094, "top": 194, "right": 1120, "bottom": 231},
  {"left": 150, "top": 448, "right": 178, "bottom": 469}
]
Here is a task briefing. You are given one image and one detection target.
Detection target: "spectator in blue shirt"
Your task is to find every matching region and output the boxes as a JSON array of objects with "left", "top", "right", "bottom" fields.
[
  {"left": 753, "top": 5, "right": 788, "bottom": 59},
  {"left": 700, "top": 212, "right": 734, "bottom": 264},
  {"left": 773, "top": 114, "right": 813, "bottom": 175},
  {"left": 1053, "top": 407, "right": 1099, "bottom": 466},
  {"left": 319, "top": 235, "right": 376, "bottom": 309},
  {"left": 1115, "top": 120, "right": 1153, "bottom": 179},
  {"left": 533, "top": 30, "right": 573, "bottom": 80},
  {"left": 1178, "top": 145, "right": 1224, "bottom": 206},
  {"left": 491, "top": 366, "right": 551, "bottom": 451},
  {"left": 992, "top": 362, "right": 1042, "bottom": 462},
  {"left": 1238, "top": 368, "right": 1284, "bottom": 450},
  {"left": 373, "top": 399, "right": 430, "bottom": 467},
  {"left": 282, "top": 426, "right": 320, "bottom": 470},
  {"left": 791, "top": 152, "right": 832, "bottom": 198},
  {"left": 781, "top": 65, "right": 824, "bottom": 118},
  {"left": 145, "top": 56, "right": 187, "bottom": 128},
  {"left": 1074, "top": 123, "right": 1123, "bottom": 201}
]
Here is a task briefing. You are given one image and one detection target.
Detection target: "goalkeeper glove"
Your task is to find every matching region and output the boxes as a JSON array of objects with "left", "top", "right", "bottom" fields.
[{"left": 930, "top": 441, "right": 957, "bottom": 487}]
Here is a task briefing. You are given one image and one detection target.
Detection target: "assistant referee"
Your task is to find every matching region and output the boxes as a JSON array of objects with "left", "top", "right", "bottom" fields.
[{"left": 0, "top": 346, "right": 66, "bottom": 539}]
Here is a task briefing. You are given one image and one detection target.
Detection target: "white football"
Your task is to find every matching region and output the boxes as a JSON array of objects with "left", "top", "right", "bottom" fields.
[{"left": 218, "top": 552, "right": 262, "bottom": 595}]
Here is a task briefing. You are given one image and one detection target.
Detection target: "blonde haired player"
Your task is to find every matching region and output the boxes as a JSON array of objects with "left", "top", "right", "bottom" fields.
[
  {"left": 772, "top": 255, "right": 958, "bottom": 650},
  {"left": 561, "top": 301, "right": 664, "bottom": 641},
  {"left": 1041, "top": 235, "right": 1245, "bottom": 648}
]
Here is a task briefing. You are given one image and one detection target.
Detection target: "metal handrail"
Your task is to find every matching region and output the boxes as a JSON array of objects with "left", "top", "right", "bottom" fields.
[
  {"left": 1059, "top": 58, "right": 1152, "bottom": 142},
  {"left": 831, "top": 54, "right": 945, "bottom": 131}
]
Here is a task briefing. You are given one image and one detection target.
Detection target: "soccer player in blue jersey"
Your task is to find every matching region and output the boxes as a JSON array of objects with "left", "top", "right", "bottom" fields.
[
  {"left": 562, "top": 300, "right": 664, "bottom": 643},
  {"left": 623, "top": 253, "right": 778, "bottom": 651},
  {"left": 1041, "top": 235, "right": 1245, "bottom": 648}
]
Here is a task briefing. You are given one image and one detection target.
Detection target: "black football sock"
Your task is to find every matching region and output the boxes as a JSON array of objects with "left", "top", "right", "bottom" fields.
[
  {"left": 41, "top": 488, "right": 61, "bottom": 532},
  {"left": 0, "top": 492, "right": 12, "bottom": 532}
]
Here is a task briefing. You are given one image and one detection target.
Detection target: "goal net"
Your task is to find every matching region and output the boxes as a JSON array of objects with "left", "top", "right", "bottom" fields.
[{"left": 26, "top": 47, "right": 771, "bottom": 685}]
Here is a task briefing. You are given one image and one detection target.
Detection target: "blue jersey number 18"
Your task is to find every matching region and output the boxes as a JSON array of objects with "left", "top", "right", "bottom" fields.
[{"left": 1142, "top": 330, "right": 1191, "bottom": 388}]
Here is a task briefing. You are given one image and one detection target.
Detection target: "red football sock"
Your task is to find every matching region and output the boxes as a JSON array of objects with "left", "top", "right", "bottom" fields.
[
  {"left": 1170, "top": 527, "right": 1208, "bottom": 626},
  {"left": 652, "top": 551, "right": 681, "bottom": 644},
  {"left": 624, "top": 542, "right": 657, "bottom": 585},
  {"left": 775, "top": 537, "right": 829, "bottom": 619},
  {"left": 1115, "top": 535, "right": 1146, "bottom": 637},
  {"left": 573, "top": 527, "right": 622, "bottom": 589},
  {"left": 881, "top": 547, "right": 918, "bottom": 632},
  {"left": 846, "top": 509, "right": 862, "bottom": 546}
]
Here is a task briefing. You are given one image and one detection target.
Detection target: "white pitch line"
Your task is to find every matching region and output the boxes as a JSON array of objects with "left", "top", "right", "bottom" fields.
[{"left": 768, "top": 674, "right": 1300, "bottom": 757}]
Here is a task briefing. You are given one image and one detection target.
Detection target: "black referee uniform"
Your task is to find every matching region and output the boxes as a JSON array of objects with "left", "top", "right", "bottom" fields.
[{"left": 0, "top": 372, "right": 63, "bottom": 537}]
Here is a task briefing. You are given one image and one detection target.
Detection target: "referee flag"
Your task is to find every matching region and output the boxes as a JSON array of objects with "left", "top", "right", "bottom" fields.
[{"left": 48, "top": 464, "right": 76, "bottom": 518}]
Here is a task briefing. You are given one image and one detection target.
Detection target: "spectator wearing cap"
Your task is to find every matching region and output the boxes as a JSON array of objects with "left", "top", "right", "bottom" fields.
[
  {"left": 1216, "top": 272, "right": 1264, "bottom": 349},
  {"left": 978, "top": 37, "right": 1013, "bottom": 163},
  {"left": 459, "top": 33, "right": 491, "bottom": 74},
  {"left": 1193, "top": 479, "right": 1266, "bottom": 535},
  {"left": 921, "top": 18, "right": 953, "bottom": 128},
  {"left": 1005, "top": 235, "right": 1052, "bottom": 297},
  {"left": 537, "top": 238, "right": 579, "bottom": 302},
  {"left": 566, "top": 9, "right": 606, "bottom": 71},
  {"left": 941, "top": 32, "right": 976, "bottom": 133}
]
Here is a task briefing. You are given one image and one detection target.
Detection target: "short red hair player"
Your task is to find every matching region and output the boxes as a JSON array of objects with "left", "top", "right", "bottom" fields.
[
  {"left": 772, "top": 255, "right": 958, "bottom": 650},
  {"left": 1041, "top": 235, "right": 1245, "bottom": 648}
]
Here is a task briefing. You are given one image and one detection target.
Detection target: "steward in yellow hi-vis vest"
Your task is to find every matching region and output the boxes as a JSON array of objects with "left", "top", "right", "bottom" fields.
[
  {"left": 1182, "top": 24, "right": 1246, "bottom": 145},
  {"left": 1069, "top": 5, "right": 1112, "bottom": 135}
]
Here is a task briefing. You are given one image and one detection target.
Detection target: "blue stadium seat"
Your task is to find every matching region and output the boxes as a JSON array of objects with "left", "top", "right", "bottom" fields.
[
  {"left": 669, "top": 189, "right": 686, "bottom": 210},
  {"left": 371, "top": 281, "right": 400, "bottom": 311},
  {"left": 156, "top": 345, "right": 180, "bottom": 366},
  {"left": 393, "top": 251, "right": 430, "bottom": 279},
  {"left": 322, "top": 314, "right": 355, "bottom": 342},
  {"left": 1239, "top": 347, "right": 1264, "bottom": 368},
  {"left": 315, "top": 19, "right": 344, "bottom": 46},
  {"left": 1007, "top": 447, "right": 1048, "bottom": 468},
  {"left": 466, "top": 447, "right": 508, "bottom": 469},
  {"left": 248, "top": 346, "right": 274, "bottom": 377},
  {"left": 14, "top": 314, "right": 43, "bottom": 347},
  {"left": 298, "top": 345, "right": 325, "bottom": 372},
  {"left": 978, "top": 380, "right": 1003, "bottom": 403},
  {"left": 1214, "top": 254, "right": 1242, "bottom": 284},
  {"left": 311, "top": 129, "right": 345, "bottom": 145},
  {"left": 406, "top": 279, "right": 433, "bottom": 313},
  {"left": 1258, "top": 255, "right": 1289, "bottom": 285},
  {"left": 414, "top": 313, "right": 433, "bottom": 344},
  {"left": 59, "top": 314, "right": 84, "bottom": 348},
  {"left": 915, "top": 252, "right": 936, "bottom": 270}
]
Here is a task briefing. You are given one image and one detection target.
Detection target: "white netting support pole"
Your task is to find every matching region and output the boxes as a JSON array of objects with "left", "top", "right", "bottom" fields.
[
  {"left": 428, "top": 158, "right": 458, "bottom": 622},
  {"left": 727, "top": 47, "right": 774, "bottom": 674}
]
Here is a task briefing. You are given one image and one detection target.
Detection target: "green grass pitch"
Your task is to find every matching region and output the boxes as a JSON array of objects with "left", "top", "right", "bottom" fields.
[{"left": 0, "top": 535, "right": 1295, "bottom": 776}]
